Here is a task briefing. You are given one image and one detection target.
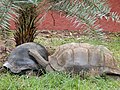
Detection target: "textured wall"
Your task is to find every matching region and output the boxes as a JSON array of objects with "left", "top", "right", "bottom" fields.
[
  {"left": 10, "top": 0, "right": 120, "bottom": 32},
  {"left": 98, "top": 0, "right": 120, "bottom": 32}
]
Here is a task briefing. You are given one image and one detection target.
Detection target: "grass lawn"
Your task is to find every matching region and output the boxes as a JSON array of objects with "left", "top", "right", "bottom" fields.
[
  {"left": 0, "top": 72, "right": 120, "bottom": 90},
  {"left": 0, "top": 31, "right": 120, "bottom": 90}
]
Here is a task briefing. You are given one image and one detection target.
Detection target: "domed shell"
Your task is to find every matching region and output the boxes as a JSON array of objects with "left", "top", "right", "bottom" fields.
[
  {"left": 3, "top": 42, "right": 48, "bottom": 74},
  {"left": 48, "top": 43, "right": 120, "bottom": 76}
]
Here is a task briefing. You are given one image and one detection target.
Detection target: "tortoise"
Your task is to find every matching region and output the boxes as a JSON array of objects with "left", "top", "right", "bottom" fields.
[
  {"left": 29, "top": 43, "right": 120, "bottom": 76},
  {"left": 1, "top": 42, "right": 49, "bottom": 76}
]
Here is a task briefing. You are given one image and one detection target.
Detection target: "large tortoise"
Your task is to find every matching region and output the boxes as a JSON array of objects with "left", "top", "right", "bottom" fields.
[
  {"left": 1, "top": 42, "right": 49, "bottom": 75},
  {"left": 29, "top": 43, "right": 120, "bottom": 76}
]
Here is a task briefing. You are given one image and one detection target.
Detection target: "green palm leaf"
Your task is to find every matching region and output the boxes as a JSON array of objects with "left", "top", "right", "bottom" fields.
[
  {"left": 0, "top": 0, "right": 120, "bottom": 45},
  {"left": 50, "top": 0, "right": 120, "bottom": 34}
]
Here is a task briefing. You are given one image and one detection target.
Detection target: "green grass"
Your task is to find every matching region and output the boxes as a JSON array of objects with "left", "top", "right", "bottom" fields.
[
  {"left": 0, "top": 72, "right": 120, "bottom": 90},
  {"left": 0, "top": 33, "right": 120, "bottom": 90}
]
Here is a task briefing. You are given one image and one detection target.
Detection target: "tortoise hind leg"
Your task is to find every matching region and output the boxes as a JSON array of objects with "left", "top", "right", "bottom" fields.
[
  {"left": 28, "top": 49, "right": 48, "bottom": 68},
  {"left": 104, "top": 69, "right": 120, "bottom": 80},
  {"left": 103, "top": 67, "right": 120, "bottom": 76}
]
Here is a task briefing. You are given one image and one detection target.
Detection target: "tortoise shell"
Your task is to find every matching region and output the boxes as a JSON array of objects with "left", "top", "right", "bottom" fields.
[
  {"left": 3, "top": 42, "right": 48, "bottom": 74},
  {"left": 47, "top": 43, "right": 120, "bottom": 76}
]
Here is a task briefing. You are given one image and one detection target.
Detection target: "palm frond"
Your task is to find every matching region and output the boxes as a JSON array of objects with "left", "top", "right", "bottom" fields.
[
  {"left": 1, "top": 0, "right": 120, "bottom": 44},
  {"left": 51, "top": 0, "right": 100, "bottom": 33},
  {"left": 0, "top": 0, "right": 41, "bottom": 44},
  {"left": 82, "top": 0, "right": 110, "bottom": 18},
  {"left": 13, "top": 2, "right": 43, "bottom": 46},
  {"left": 82, "top": 0, "right": 120, "bottom": 22},
  {"left": 0, "top": 0, "right": 17, "bottom": 39},
  {"left": 51, "top": 0, "right": 120, "bottom": 33},
  {"left": 0, "top": 0, "right": 14, "bottom": 30},
  {"left": 0, "top": 0, "right": 38, "bottom": 30},
  {"left": 110, "top": 12, "right": 120, "bottom": 22}
]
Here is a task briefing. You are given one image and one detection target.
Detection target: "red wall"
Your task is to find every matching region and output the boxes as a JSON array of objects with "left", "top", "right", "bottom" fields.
[
  {"left": 98, "top": 0, "right": 120, "bottom": 32},
  {"left": 10, "top": 0, "right": 120, "bottom": 32}
]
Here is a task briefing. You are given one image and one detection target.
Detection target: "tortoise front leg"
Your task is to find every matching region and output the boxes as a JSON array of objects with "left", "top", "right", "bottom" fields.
[{"left": 28, "top": 49, "right": 49, "bottom": 68}]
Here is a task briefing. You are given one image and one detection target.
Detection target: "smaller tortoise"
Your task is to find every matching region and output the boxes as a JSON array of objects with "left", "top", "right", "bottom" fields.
[
  {"left": 1, "top": 42, "right": 49, "bottom": 75},
  {"left": 29, "top": 43, "right": 120, "bottom": 76}
]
